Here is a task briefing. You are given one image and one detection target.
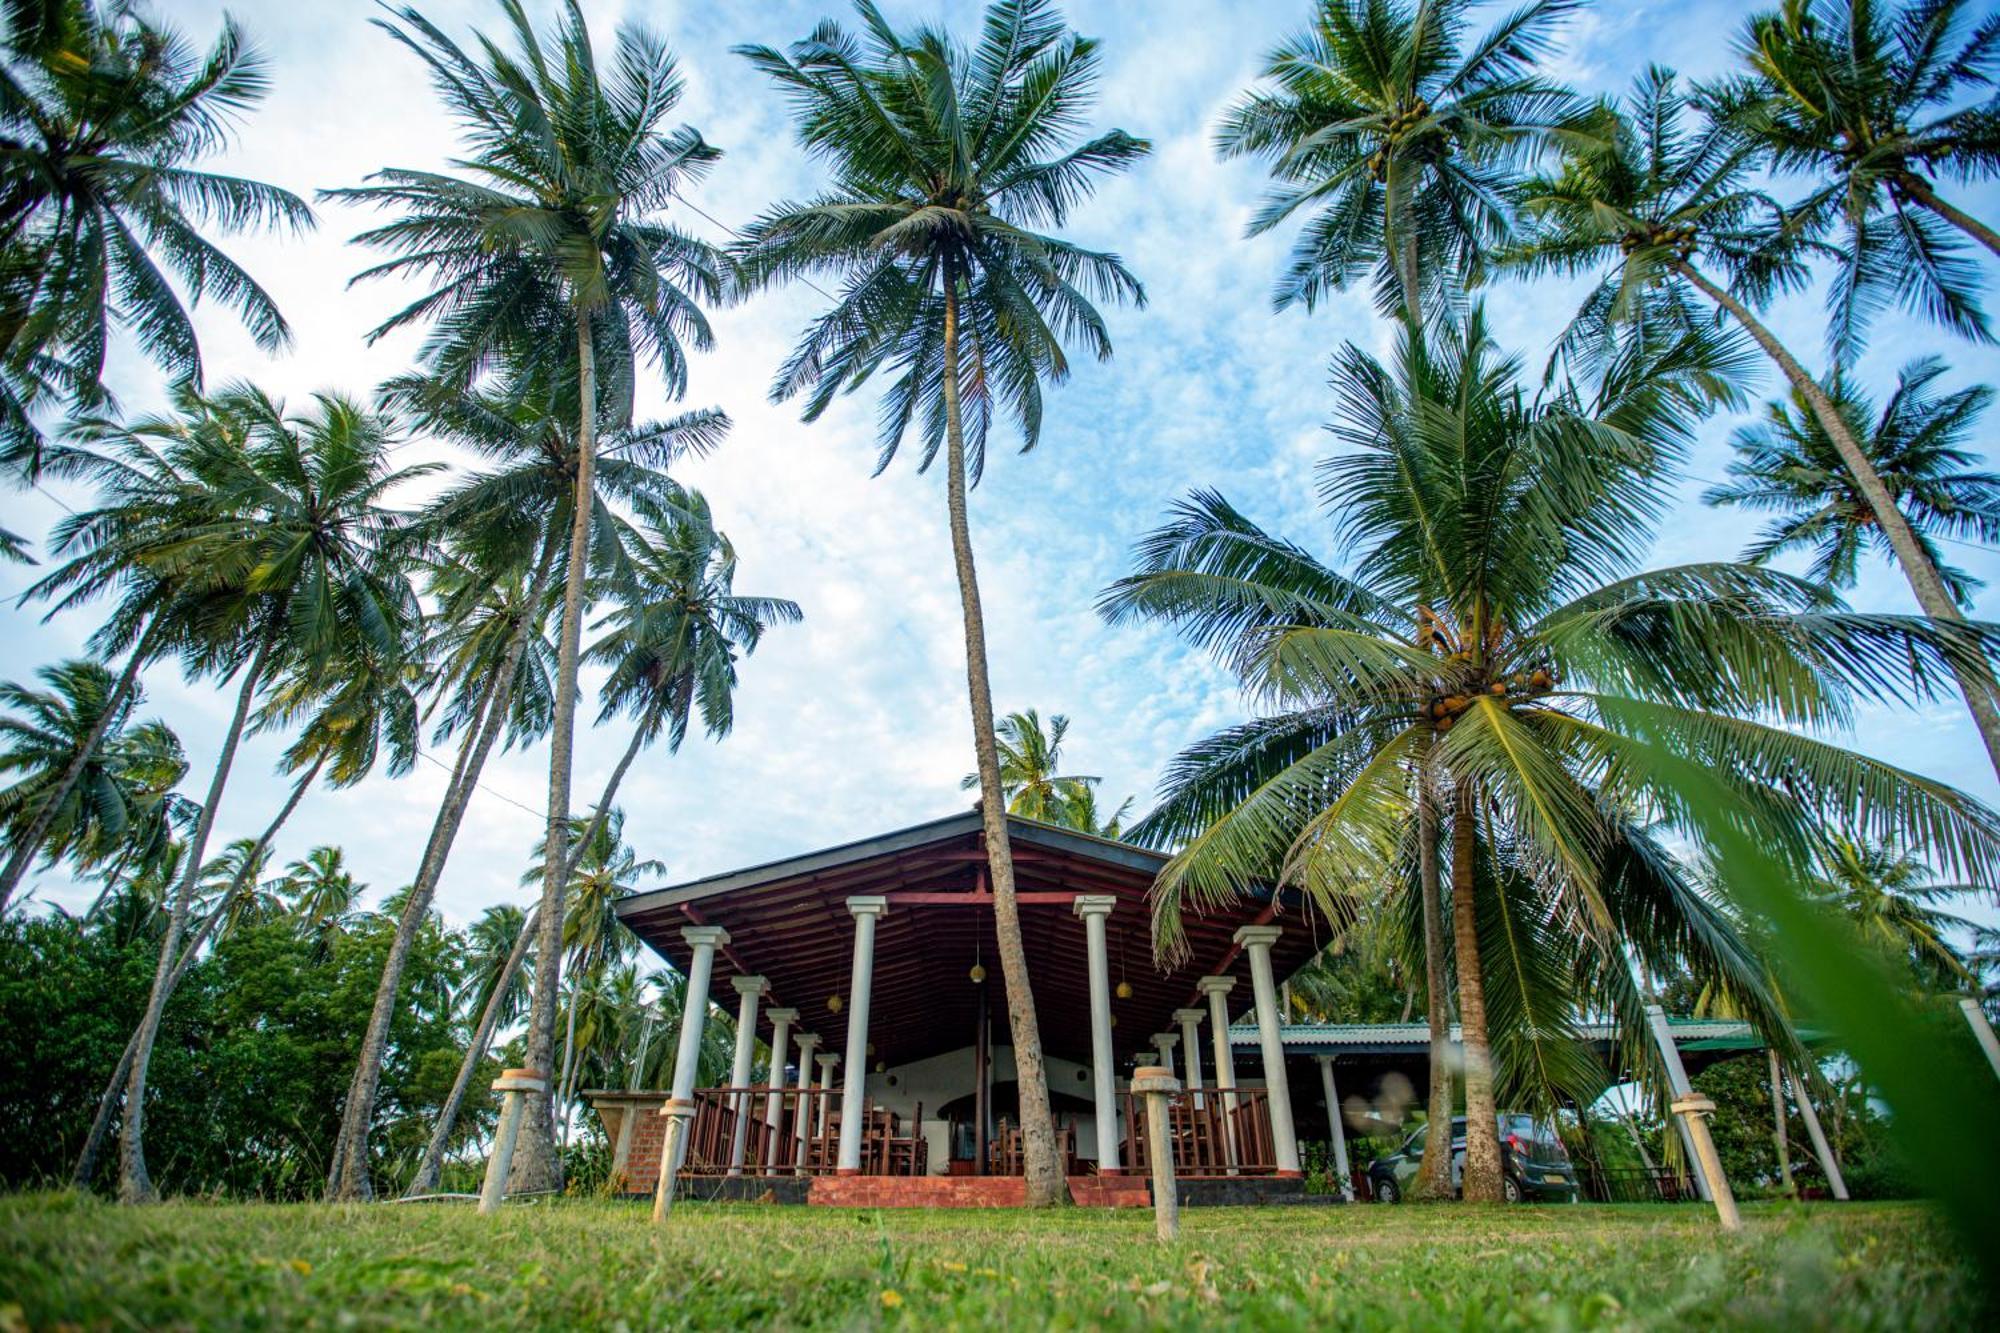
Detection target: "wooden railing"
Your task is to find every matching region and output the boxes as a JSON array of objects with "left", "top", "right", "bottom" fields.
[
  {"left": 681, "top": 1086, "right": 926, "bottom": 1177},
  {"left": 1121, "top": 1088, "right": 1278, "bottom": 1176}
]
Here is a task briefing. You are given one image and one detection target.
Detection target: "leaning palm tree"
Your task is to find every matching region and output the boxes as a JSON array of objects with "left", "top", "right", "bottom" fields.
[
  {"left": 0, "top": 0, "right": 312, "bottom": 472},
  {"left": 1704, "top": 0, "right": 2000, "bottom": 360},
  {"left": 1506, "top": 67, "right": 2000, "bottom": 784},
  {"left": 1102, "top": 310, "right": 2000, "bottom": 1200},
  {"left": 1214, "top": 0, "right": 1584, "bottom": 317},
  {"left": 959, "top": 710, "right": 1101, "bottom": 824},
  {"left": 1704, "top": 358, "right": 2000, "bottom": 607},
  {"left": 734, "top": 0, "right": 1149, "bottom": 1206},
  {"left": 1810, "top": 834, "right": 1982, "bottom": 993},
  {"left": 330, "top": 0, "right": 724, "bottom": 1192}
]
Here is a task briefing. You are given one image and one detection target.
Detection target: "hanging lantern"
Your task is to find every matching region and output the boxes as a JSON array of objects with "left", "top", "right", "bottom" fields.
[
  {"left": 970, "top": 937, "right": 986, "bottom": 984},
  {"left": 828, "top": 994, "right": 844, "bottom": 1014},
  {"left": 1115, "top": 980, "right": 1134, "bottom": 1000}
]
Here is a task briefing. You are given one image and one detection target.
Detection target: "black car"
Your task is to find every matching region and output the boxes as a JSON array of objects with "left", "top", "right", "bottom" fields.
[{"left": 1367, "top": 1113, "right": 1579, "bottom": 1203}]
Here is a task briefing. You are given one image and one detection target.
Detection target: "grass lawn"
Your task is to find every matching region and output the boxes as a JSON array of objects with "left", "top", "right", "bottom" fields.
[{"left": 0, "top": 1192, "right": 1982, "bottom": 1330}]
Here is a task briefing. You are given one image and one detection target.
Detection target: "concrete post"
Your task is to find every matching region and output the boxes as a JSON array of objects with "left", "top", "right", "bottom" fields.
[
  {"left": 761, "top": 1007, "right": 798, "bottom": 1172},
  {"left": 1174, "top": 1007, "right": 1207, "bottom": 1110},
  {"left": 1131, "top": 1065, "right": 1181, "bottom": 1242},
  {"left": 1786, "top": 1062, "right": 1849, "bottom": 1201},
  {"left": 836, "top": 896, "right": 887, "bottom": 1174},
  {"left": 726, "top": 975, "right": 767, "bottom": 1175},
  {"left": 1197, "top": 977, "right": 1240, "bottom": 1168},
  {"left": 1315, "top": 1054, "right": 1354, "bottom": 1201},
  {"left": 1959, "top": 997, "right": 2000, "bottom": 1081},
  {"left": 651, "top": 1097, "right": 695, "bottom": 1222},
  {"left": 1767, "top": 1048, "right": 1793, "bottom": 1195},
  {"left": 610, "top": 1096, "right": 640, "bottom": 1184},
  {"left": 662, "top": 926, "right": 728, "bottom": 1186},
  {"left": 815, "top": 1052, "right": 841, "bottom": 1141},
  {"left": 792, "top": 1032, "right": 820, "bottom": 1172},
  {"left": 1645, "top": 1004, "right": 1740, "bottom": 1228},
  {"left": 1075, "top": 895, "right": 1121, "bottom": 1173},
  {"left": 1152, "top": 1032, "right": 1180, "bottom": 1070},
  {"left": 1236, "top": 925, "right": 1300, "bottom": 1175},
  {"left": 477, "top": 1068, "right": 546, "bottom": 1215}
]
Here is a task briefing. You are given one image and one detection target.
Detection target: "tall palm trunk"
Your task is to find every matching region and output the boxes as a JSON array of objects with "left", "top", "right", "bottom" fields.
[
  {"left": 511, "top": 313, "right": 600, "bottom": 1194},
  {"left": 1414, "top": 766, "right": 1454, "bottom": 1199},
  {"left": 73, "top": 753, "right": 323, "bottom": 1189},
  {"left": 1896, "top": 172, "right": 2000, "bottom": 259},
  {"left": 1675, "top": 260, "right": 2000, "bottom": 781},
  {"left": 117, "top": 629, "right": 276, "bottom": 1203},
  {"left": 326, "top": 541, "right": 555, "bottom": 1200},
  {"left": 1449, "top": 778, "right": 1502, "bottom": 1202},
  {"left": 0, "top": 619, "right": 159, "bottom": 913},
  {"left": 940, "top": 282, "right": 1063, "bottom": 1206}
]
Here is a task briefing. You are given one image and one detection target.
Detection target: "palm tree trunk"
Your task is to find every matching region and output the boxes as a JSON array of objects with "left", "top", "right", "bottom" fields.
[
  {"left": 116, "top": 630, "right": 276, "bottom": 1203},
  {"left": 406, "top": 905, "right": 539, "bottom": 1197},
  {"left": 0, "top": 619, "right": 159, "bottom": 914},
  {"left": 939, "top": 282, "right": 1063, "bottom": 1207},
  {"left": 1414, "top": 768, "right": 1454, "bottom": 1199},
  {"left": 510, "top": 313, "right": 600, "bottom": 1195},
  {"left": 1897, "top": 172, "right": 2000, "bottom": 259},
  {"left": 1449, "top": 778, "right": 1502, "bottom": 1202},
  {"left": 326, "top": 541, "right": 556, "bottom": 1201},
  {"left": 1675, "top": 259, "right": 2000, "bottom": 782},
  {"left": 72, "top": 754, "right": 323, "bottom": 1190}
]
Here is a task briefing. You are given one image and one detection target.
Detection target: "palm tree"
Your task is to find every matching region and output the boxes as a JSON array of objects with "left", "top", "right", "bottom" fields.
[
  {"left": 1810, "top": 835, "right": 1981, "bottom": 992},
  {"left": 330, "top": 0, "right": 724, "bottom": 1192},
  {"left": 1705, "top": 358, "right": 2000, "bottom": 607},
  {"left": 1214, "top": 0, "right": 1584, "bottom": 317},
  {"left": 0, "top": 0, "right": 312, "bottom": 471},
  {"left": 734, "top": 0, "right": 1149, "bottom": 1206},
  {"left": 1101, "top": 310, "right": 2000, "bottom": 1200},
  {"left": 281, "top": 846, "right": 362, "bottom": 960},
  {"left": 0, "top": 659, "right": 185, "bottom": 897},
  {"left": 1059, "top": 785, "right": 1133, "bottom": 839},
  {"left": 1704, "top": 0, "right": 2000, "bottom": 360},
  {"left": 959, "top": 709, "right": 1101, "bottom": 823},
  {"left": 1507, "top": 67, "right": 2000, "bottom": 784}
]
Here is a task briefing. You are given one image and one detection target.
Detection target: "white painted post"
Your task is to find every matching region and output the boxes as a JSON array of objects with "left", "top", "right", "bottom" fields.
[
  {"left": 726, "top": 975, "right": 767, "bottom": 1175},
  {"left": 792, "top": 1032, "right": 820, "bottom": 1172},
  {"left": 762, "top": 1007, "right": 798, "bottom": 1172},
  {"left": 1786, "top": 1062, "right": 1849, "bottom": 1201},
  {"left": 1316, "top": 1054, "right": 1353, "bottom": 1201},
  {"left": 815, "top": 1052, "right": 841, "bottom": 1140},
  {"left": 1174, "top": 1007, "right": 1207, "bottom": 1110},
  {"left": 1959, "top": 998, "right": 2000, "bottom": 1081},
  {"left": 477, "top": 1067, "right": 547, "bottom": 1215},
  {"left": 1198, "top": 977, "right": 1240, "bottom": 1169},
  {"left": 1075, "top": 895, "right": 1121, "bottom": 1173},
  {"left": 662, "top": 926, "right": 728, "bottom": 1187},
  {"left": 836, "top": 896, "right": 887, "bottom": 1174},
  {"left": 651, "top": 1097, "right": 695, "bottom": 1222},
  {"left": 1153, "top": 1031, "right": 1179, "bottom": 1076},
  {"left": 1131, "top": 1065, "right": 1181, "bottom": 1242},
  {"left": 1767, "top": 1048, "right": 1793, "bottom": 1195},
  {"left": 1645, "top": 1003, "right": 1740, "bottom": 1228},
  {"left": 1237, "top": 925, "right": 1300, "bottom": 1176}
]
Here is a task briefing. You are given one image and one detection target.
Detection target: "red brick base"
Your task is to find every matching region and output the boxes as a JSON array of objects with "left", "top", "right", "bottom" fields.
[{"left": 804, "top": 1175, "right": 1154, "bottom": 1209}]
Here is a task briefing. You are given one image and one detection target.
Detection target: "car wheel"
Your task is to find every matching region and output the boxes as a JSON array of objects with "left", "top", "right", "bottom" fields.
[
  {"left": 1501, "top": 1176, "right": 1523, "bottom": 1204},
  {"left": 1374, "top": 1177, "right": 1400, "bottom": 1204}
]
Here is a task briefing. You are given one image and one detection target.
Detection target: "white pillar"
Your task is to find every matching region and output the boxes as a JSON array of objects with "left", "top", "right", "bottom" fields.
[
  {"left": 792, "top": 1032, "right": 820, "bottom": 1171},
  {"left": 1075, "top": 894, "right": 1121, "bottom": 1173},
  {"left": 815, "top": 1052, "right": 841, "bottom": 1139},
  {"left": 1960, "top": 998, "right": 2000, "bottom": 1081},
  {"left": 1236, "top": 925, "right": 1300, "bottom": 1175},
  {"left": 836, "top": 896, "right": 888, "bottom": 1174},
  {"left": 1153, "top": 1032, "right": 1179, "bottom": 1070},
  {"left": 725, "top": 975, "right": 766, "bottom": 1175},
  {"left": 1786, "top": 1061, "right": 1849, "bottom": 1201},
  {"left": 1645, "top": 1003, "right": 1742, "bottom": 1227},
  {"left": 1197, "top": 977, "right": 1239, "bottom": 1168},
  {"left": 664, "top": 925, "right": 728, "bottom": 1183},
  {"left": 1174, "top": 1007, "right": 1207, "bottom": 1110},
  {"left": 761, "top": 1007, "right": 798, "bottom": 1172},
  {"left": 1316, "top": 1054, "right": 1353, "bottom": 1201}
]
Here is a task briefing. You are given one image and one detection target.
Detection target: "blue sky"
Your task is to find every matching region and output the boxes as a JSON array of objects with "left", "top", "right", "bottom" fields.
[{"left": 8, "top": 0, "right": 2000, "bottom": 932}]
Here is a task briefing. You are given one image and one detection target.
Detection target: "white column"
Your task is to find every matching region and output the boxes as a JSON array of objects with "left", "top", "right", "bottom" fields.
[
  {"left": 664, "top": 925, "right": 728, "bottom": 1183},
  {"left": 815, "top": 1052, "right": 841, "bottom": 1140},
  {"left": 1316, "top": 1054, "right": 1353, "bottom": 1201},
  {"left": 1198, "top": 977, "right": 1239, "bottom": 1168},
  {"left": 1236, "top": 925, "right": 1300, "bottom": 1175},
  {"left": 1174, "top": 1007, "right": 1207, "bottom": 1110},
  {"left": 792, "top": 1032, "right": 820, "bottom": 1171},
  {"left": 1645, "top": 1002, "right": 1741, "bottom": 1227},
  {"left": 1786, "top": 1061, "right": 1849, "bottom": 1201},
  {"left": 725, "top": 975, "right": 766, "bottom": 1175},
  {"left": 1153, "top": 1032, "right": 1179, "bottom": 1070},
  {"left": 1960, "top": 998, "right": 2000, "bottom": 1081},
  {"left": 1075, "top": 895, "right": 1121, "bottom": 1173},
  {"left": 761, "top": 1007, "right": 798, "bottom": 1171},
  {"left": 836, "top": 896, "right": 888, "bottom": 1174}
]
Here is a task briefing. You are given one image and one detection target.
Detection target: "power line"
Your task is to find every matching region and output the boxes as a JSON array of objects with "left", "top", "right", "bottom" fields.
[
  {"left": 669, "top": 188, "right": 839, "bottom": 305},
  {"left": 413, "top": 744, "right": 545, "bottom": 821}
]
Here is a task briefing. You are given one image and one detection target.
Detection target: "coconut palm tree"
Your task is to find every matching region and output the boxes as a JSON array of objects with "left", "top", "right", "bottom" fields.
[
  {"left": 734, "top": 0, "right": 1148, "bottom": 1206},
  {"left": 1060, "top": 785, "right": 1134, "bottom": 840},
  {"left": 958, "top": 709, "right": 1101, "bottom": 824},
  {"left": 1102, "top": 310, "right": 2000, "bottom": 1200},
  {"left": 0, "top": 0, "right": 313, "bottom": 472},
  {"left": 281, "top": 846, "right": 362, "bottom": 960},
  {"left": 1704, "top": 358, "right": 2000, "bottom": 607},
  {"left": 331, "top": 1, "right": 724, "bottom": 1187},
  {"left": 1810, "top": 835, "right": 1981, "bottom": 992},
  {"left": 1214, "top": 0, "right": 1585, "bottom": 317},
  {"left": 1506, "top": 67, "right": 2000, "bottom": 785},
  {"left": 1703, "top": 0, "right": 2000, "bottom": 360}
]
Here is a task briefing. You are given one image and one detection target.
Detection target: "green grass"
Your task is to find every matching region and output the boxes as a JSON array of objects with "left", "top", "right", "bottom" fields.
[{"left": 0, "top": 1192, "right": 1981, "bottom": 1330}]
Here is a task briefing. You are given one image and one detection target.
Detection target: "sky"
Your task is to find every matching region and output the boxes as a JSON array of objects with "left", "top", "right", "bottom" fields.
[{"left": 8, "top": 0, "right": 2000, "bottom": 936}]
